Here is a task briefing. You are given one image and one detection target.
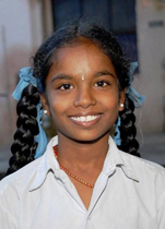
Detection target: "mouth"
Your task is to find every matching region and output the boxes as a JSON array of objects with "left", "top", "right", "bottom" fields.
[
  {"left": 70, "top": 115, "right": 100, "bottom": 122},
  {"left": 69, "top": 113, "right": 103, "bottom": 127}
]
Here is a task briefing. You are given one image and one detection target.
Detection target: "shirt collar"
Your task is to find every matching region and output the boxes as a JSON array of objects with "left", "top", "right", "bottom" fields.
[
  {"left": 29, "top": 136, "right": 139, "bottom": 191},
  {"left": 29, "top": 136, "right": 60, "bottom": 192},
  {"left": 103, "top": 137, "right": 139, "bottom": 182}
]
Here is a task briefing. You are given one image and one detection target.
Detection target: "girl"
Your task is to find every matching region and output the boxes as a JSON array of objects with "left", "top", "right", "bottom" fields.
[{"left": 0, "top": 22, "right": 165, "bottom": 229}]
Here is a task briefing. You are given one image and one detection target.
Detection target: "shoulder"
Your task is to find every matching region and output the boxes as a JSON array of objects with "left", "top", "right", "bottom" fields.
[
  {"left": 0, "top": 136, "right": 58, "bottom": 195},
  {"left": 118, "top": 150, "right": 165, "bottom": 225},
  {"left": 0, "top": 157, "right": 43, "bottom": 222},
  {"left": 121, "top": 150, "right": 165, "bottom": 171},
  {"left": 0, "top": 157, "right": 42, "bottom": 194},
  {"left": 120, "top": 150, "right": 165, "bottom": 185},
  {"left": 109, "top": 136, "right": 165, "bottom": 179}
]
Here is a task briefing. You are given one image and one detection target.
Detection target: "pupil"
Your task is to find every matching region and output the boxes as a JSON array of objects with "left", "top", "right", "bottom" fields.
[
  {"left": 98, "top": 81, "right": 103, "bottom": 86},
  {"left": 65, "top": 84, "right": 70, "bottom": 89}
]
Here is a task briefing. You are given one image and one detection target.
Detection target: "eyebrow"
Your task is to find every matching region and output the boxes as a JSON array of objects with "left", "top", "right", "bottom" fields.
[
  {"left": 51, "top": 74, "right": 73, "bottom": 83},
  {"left": 94, "top": 70, "right": 116, "bottom": 79},
  {"left": 51, "top": 70, "right": 116, "bottom": 83}
]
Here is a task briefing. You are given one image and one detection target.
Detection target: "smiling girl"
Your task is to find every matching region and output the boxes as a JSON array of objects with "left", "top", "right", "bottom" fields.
[{"left": 0, "top": 22, "right": 165, "bottom": 228}]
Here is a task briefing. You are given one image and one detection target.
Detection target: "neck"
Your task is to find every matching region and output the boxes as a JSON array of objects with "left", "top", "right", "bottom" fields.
[{"left": 56, "top": 133, "right": 109, "bottom": 168}]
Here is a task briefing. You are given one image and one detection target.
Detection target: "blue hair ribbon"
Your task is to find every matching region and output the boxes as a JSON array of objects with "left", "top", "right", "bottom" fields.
[
  {"left": 114, "top": 117, "right": 121, "bottom": 146},
  {"left": 127, "top": 62, "right": 146, "bottom": 108},
  {"left": 12, "top": 67, "right": 47, "bottom": 159},
  {"left": 114, "top": 62, "right": 146, "bottom": 146}
]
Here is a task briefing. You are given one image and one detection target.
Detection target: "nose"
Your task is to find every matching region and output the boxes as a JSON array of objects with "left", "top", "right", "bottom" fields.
[{"left": 73, "top": 87, "right": 96, "bottom": 109}]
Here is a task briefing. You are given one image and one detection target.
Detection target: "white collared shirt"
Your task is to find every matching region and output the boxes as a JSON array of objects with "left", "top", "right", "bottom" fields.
[{"left": 0, "top": 136, "right": 165, "bottom": 229}]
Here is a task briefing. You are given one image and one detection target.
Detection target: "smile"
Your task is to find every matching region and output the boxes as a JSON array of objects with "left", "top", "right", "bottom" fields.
[{"left": 70, "top": 115, "right": 100, "bottom": 122}]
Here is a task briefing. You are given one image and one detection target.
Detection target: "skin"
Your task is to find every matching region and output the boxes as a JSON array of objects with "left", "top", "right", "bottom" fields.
[{"left": 40, "top": 43, "right": 126, "bottom": 209}]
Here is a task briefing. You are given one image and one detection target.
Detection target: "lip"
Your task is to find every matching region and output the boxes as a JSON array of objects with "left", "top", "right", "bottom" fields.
[
  {"left": 69, "top": 112, "right": 103, "bottom": 127},
  {"left": 69, "top": 112, "right": 103, "bottom": 117}
]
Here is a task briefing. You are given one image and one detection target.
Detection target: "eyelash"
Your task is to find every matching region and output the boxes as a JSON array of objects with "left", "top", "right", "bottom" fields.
[
  {"left": 94, "top": 80, "right": 111, "bottom": 87},
  {"left": 57, "top": 80, "right": 110, "bottom": 91},
  {"left": 57, "top": 84, "right": 73, "bottom": 91}
]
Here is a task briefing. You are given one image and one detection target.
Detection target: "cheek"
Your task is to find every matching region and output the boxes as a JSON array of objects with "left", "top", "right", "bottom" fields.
[
  {"left": 48, "top": 94, "right": 69, "bottom": 117},
  {"left": 101, "top": 92, "right": 120, "bottom": 110}
]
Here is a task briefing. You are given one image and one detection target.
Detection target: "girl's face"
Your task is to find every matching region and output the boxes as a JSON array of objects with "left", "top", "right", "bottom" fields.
[{"left": 41, "top": 44, "right": 125, "bottom": 143}]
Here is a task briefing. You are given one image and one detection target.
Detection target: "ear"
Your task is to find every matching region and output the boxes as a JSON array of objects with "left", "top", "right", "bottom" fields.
[
  {"left": 118, "top": 88, "right": 127, "bottom": 112},
  {"left": 40, "top": 94, "right": 51, "bottom": 116}
]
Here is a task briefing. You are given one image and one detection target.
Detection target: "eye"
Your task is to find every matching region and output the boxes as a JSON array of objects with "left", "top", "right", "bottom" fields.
[
  {"left": 58, "top": 84, "right": 73, "bottom": 91},
  {"left": 94, "top": 80, "right": 110, "bottom": 87}
]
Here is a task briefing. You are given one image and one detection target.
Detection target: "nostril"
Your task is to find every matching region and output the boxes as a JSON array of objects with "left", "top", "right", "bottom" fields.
[{"left": 73, "top": 92, "right": 96, "bottom": 108}]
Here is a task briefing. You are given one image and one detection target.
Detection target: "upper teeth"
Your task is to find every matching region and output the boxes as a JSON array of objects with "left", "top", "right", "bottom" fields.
[{"left": 71, "top": 115, "right": 99, "bottom": 122}]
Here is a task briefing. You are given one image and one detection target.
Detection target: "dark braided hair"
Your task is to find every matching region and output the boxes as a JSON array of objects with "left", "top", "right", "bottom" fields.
[
  {"left": 6, "top": 85, "right": 40, "bottom": 175},
  {"left": 7, "top": 21, "right": 140, "bottom": 175},
  {"left": 118, "top": 95, "right": 140, "bottom": 157}
]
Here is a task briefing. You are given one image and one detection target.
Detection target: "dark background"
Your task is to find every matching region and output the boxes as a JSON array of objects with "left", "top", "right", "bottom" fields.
[{"left": 52, "top": 0, "right": 138, "bottom": 62}]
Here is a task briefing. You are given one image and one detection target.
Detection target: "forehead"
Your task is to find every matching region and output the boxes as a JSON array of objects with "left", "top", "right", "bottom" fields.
[{"left": 49, "top": 44, "right": 116, "bottom": 77}]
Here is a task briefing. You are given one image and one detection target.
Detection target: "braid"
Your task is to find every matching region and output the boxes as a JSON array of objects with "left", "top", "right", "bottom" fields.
[
  {"left": 118, "top": 95, "right": 140, "bottom": 157},
  {"left": 6, "top": 84, "right": 40, "bottom": 175}
]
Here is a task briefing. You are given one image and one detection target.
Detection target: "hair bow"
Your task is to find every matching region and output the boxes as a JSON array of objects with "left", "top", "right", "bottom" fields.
[{"left": 127, "top": 62, "right": 146, "bottom": 108}]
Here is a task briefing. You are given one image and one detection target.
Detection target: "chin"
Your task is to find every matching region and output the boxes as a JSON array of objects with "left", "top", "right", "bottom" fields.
[{"left": 65, "top": 130, "right": 110, "bottom": 144}]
